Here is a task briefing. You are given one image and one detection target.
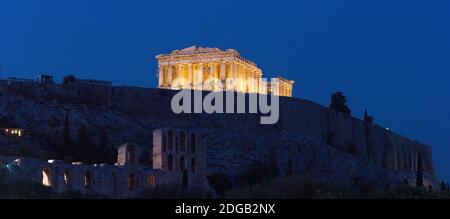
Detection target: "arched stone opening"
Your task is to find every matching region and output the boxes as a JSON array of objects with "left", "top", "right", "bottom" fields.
[
  {"left": 128, "top": 174, "right": 136, "bottom": 190},
  {"left": 180, "top": 156, "right": 186, "bottom": 171},
  {"left": 182, "top": 169, "right": 188, "bottom": 189},
  {"left": 168, "top": 154, "right": 174, "bottom": 171},
  {"left": 64, "top": 169, "right": 72, "bottom": 187},
  {"left": 85, "top": 171, "right": 93, "bottom": 188},
  {"left": 190, "top": 133, "right": 196, "bottom": 154},
  {"left": 42, "top": 168, "right": 52, "bottom": 187},
  {"left": 180, "top": 132, "right": 186, "bottom": 152},
  {"left": 191, "top": 157, "right": 196, "bottom": 173},
  {"left": 168, "top": 130, "right": 174, "bottom": 151},
  {"left": 175, "top": 135, "right": 180, "bottom": 153},
  {"left": 147, "top": 175, "right": 155, "bottom": 189}
]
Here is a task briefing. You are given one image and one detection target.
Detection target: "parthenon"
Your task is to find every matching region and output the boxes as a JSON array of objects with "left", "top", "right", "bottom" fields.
[{"left": 155, "top": 46, "right": 294, "bottom": 97}]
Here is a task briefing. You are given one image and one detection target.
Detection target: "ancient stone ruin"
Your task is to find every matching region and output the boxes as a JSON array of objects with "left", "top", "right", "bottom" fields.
[{"left": 0, "top": 128, "right": 211, "bottom": 198}]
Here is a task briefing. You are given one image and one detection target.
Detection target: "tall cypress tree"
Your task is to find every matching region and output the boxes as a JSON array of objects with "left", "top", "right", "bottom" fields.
[
  {"left": 97, "top": 130, "right": 116, "bottom": 164},
  {"left": 76, "top": 125, "right": 96, "bottom": 163},
  {"left": 329, "top": 91, "right": 351, "bottom": 115},
  {"left": 59, "top": 110, "right": 72, "bottom": 159}
]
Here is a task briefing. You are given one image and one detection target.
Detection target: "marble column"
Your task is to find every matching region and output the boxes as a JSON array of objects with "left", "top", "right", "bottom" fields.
[
  {"left": 249, "top": 70, "right": 255, "bottom": 93},
  {"left": 219, "top": 61, "right": 225, "bottom": 90},
  {"left": 208, "top": 62, "right": 215, "bottom": 90},
  {"left": 188, "top": 63, "right": 193, "bottom": 88},
  {"left": 167, "top": 64, "right": 173, "bottom": 88},
  {"left": 230, "top": 62, "right": 235, "bottom": 78},
  {"left": 158, "top": 65, "right": 163, "bottom": 88},
  {"left": 197, "top": 63, "right": 204, "bottom": 90},
  {"left": 178, "top": 64, "right": 183, "bottom": 80},
  {"left": 230, "top": 62, "right": 236, "bottom": 91},
  {"left": 209, "top": 62, "right": 215, "bottom": 79},
  {"left": 256, "top": 73, "right": 260, "bottom": 93},
  {"left": 238, "top": 64, "right": 244, "bottom": 92},
  {"left": 220, "top": 61, "right": 226, "bottom": 80}
]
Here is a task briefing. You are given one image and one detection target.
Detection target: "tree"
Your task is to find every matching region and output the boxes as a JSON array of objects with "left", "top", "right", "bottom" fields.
[
  {"left": 329, "top": 91, "right": 351, "bottom": 115},
  {"left": 75, "top": 125, "right": 96, "bottom": 164},
  {"left": 237, "top": 161, "right": 269, "bottom": 186},
  {"left": 267, "top": 147, "right": 279, "bottom": 179},
  {"left": 286, "top": 157, "right": 294, "bottom": 177},
  {"left": 416, "top": 153, "right": 424, "bottom": 187},
  {"left": 207, "top": 172, "right": 232, "bottom": 196},
  {"left": 96, "top": 130, "right": 117, "bottom": 164},
  {"left": 58, "top": 111, "right": 73, "bottom": 160},
  {"left": 441, "top": 181, "right": 448, "bottom": 191},
  {"left": 364, "top": 110, "right": 374, "bottom": 124},
  {"left": 63, "top": 74, "right": 76, "bottom": 85}
]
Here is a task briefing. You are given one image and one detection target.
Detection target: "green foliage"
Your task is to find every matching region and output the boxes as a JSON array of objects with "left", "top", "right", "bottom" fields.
[
  {"left": 0, "top": 116, "right": 16, "bottom": 128},
  {"left": 57, "top": 112, "right": 116, "bottom": 165},
  {"left": 63, "top": 74, "right": 76, "bottom": 85},
  {"left": 225, "top": 175, "right": 450, "bottom": 199},
  {"left": 57, "top": 111, "right": 72, "bottom": 160},
  {"left": 371, "top": 185, "right": 450, "bottom": 199},
  {"left": 0, "top": 173, "right": 52, "bottom": 199},
  {"left": 225, "top": 175, "right": 351, "bottom": 199},
  {"left": 48, "top": 116, "right": 61, "bottom": 128},
  {"left": 207, "top": 172, "right": 232, "bottom": 196},
  {"left": 0, "top": 171, "right": 104, "bottom": 199},
  {"left": 345, "top": 143, "right": 359, "bottom": 156},
  {"left": 364, "top": 110, "right": 374, "bottom": 124},
  {"left": 137, "top": 184, "right": 211, "bottom": 199},
  {"left": 329, "top": 91, "right": 351, "bottom": 115},
  {"left": 96, "top": 130, "right": 117, "bottom": 164},
  {"left": 76, "top": 125, "right": 94, "bottom": 162},
  {"left": 236, "top": 161, "right": 270, "bottom": 187},
  {"left": 441, "top": 181, "right": 448, "bottom": 191}
]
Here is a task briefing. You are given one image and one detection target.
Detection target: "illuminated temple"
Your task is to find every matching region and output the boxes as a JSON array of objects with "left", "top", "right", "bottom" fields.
[{"left": 156, "top": 46, "right": 294, "bottom": 97}]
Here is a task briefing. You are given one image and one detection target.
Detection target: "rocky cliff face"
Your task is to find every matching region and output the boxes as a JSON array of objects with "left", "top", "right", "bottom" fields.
[{"left": 0, "top": 82, "right": 439, "bottom": 188}]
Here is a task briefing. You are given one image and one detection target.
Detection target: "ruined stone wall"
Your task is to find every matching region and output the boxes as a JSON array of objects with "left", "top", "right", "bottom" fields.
[
  {"left": 0, "top": 82, "right": 438, "bottom": 187},
  {"left": 101, "top": 87, "right": 435, "bottom": 177},
  {"left": 278, "top": 97, "right": 435, "bottom": 176},
  {"left": 0, "top": 156, "right": 210, "bottom": 198}
]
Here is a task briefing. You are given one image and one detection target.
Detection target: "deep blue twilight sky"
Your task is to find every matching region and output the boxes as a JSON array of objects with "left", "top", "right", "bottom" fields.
[{"left": 0, "top": 0, "right": 449, "bottom": 180}]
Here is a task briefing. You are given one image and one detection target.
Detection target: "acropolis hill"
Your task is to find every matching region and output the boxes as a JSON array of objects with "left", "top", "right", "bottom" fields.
[
  {"left": 0, "top": 47, "right": 441, "bottom": 195},
  {"left": 0, "top": 81, "right": 439, "bottom": 190}
]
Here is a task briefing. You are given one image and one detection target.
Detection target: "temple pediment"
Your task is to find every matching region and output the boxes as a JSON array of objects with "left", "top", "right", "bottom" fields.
[
  {"left": 155, "top": 46, "right": 294, "bottom": 97},
  {"left": 171, "top": 46, "right": 222, "bottom": 55}
]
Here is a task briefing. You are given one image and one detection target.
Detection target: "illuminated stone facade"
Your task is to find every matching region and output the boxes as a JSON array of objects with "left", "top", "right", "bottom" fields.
[
  {"left": 0, "top": 128, "right": 211, "bottom": 198},
  {"left": 267, "top": 77, "right": 294, "bottom": 97},
  {"left": 156, "top": 46, "right": 294, "bottom": 97}
]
